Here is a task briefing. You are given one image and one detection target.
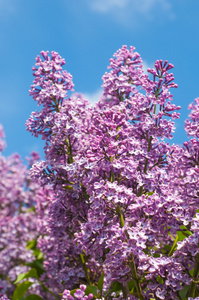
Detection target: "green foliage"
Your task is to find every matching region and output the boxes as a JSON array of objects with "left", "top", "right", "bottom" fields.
[
  {"left": 97, "top": 271, "right": 104, "bottom": 297},
  {"left": 104, "top": 281, "right": 122, "bottom": 299},
  {"left": 26, "top": 239, "right": 44, "bottom": 277},
  {"left": 178, "top": 285, "right": 190, "bottom": 299},
  {"left": 85, "top": 286, "right": 98, "bottom": 298},
  {"left": 12, "top": 281, "right": 33, "bottom": 300},
  {"left": 14, "top": 269, "right": 38, "bottom": 284},
  {"left": 12, "top": 240, "right": 46, "bottom": 300}
]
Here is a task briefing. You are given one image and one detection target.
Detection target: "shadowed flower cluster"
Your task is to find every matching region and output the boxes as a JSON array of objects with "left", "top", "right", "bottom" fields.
[{"left": 0, "top": 128, "right": 56, "bottom": 299}]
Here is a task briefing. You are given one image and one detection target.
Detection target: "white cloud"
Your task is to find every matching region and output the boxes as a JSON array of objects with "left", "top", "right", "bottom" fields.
[
  {"left": 83, "top": 89, "right": 103, "bottom": 105},
  {"left": 88, "top": 0, "right": 173, "bottom": 24},
  {"left": 142, "top": 60, "right": 153, "bottom": 74}
]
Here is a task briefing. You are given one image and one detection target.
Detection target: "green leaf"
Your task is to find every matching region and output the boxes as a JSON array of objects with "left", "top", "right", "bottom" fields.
[
  {"left": 33, "top": 249, "right": 44, "bottom": 260},
  {"left": 127, "top": 279, "right": 136, "bottom": 294},
  {"left": 12, "top": 281, "right": 33, "bottom": 300},
  {"left": 97, "top": 271, "right": 104, "bottom": 295},
  {"left": 127, "top": 279, "right": 135, "bottom": 291},
  {"left": 14, "top": 269, "right": 38, "bottom": 284},
  {"left": 24, "top": 294, "right": 43, "bottom": 300},
  {"left": 104, "top": 281, "right": 122, "bottom": 299},
  {"left": 62, "top": 185, "right": 73, "bottom": 190},
  {"left": 145, "top": 191, "right": 154, "bottom": 197},
  {"left": 69, "top": 289, "right": 76, "bottom": 297},
  {"left": 14, "top": 273, "right": 28, "bottom": 285},
  {"left": 168, "top": 229, "right": 192, "bottom": 257},
  {"left": 37, "top": 252, "right": 43, "bottom": 260},
  {"left": 110, "top": 281, "right": 122, "bottom": 293},
  {"left": 178, "top": 284, "right": 189, "bottom": 299},
  {"left": 26, "top": 240, "right": 37, "bottom": 250},
  {"left": 161, "top": 244, "right": 171, "bottom": 255},
  {"left": 27, "top": 260, "right": 44, "bottom": 278},
  {"left": 189, "top": 267, "right": 194, "bottom": 277},
  {"left": 168, "top": 234, "right": 178, "bottom": 256},
  {"left": 180, "top": 225, "right": 188, "bottom": 230},
  {"left": 156, "top": 275, "right": 164, "bottom": 284},
  {"left": 177, "top": 230, "right": 192, "bottom": 241},
  {"left": 25, "top": 206, "right": 36, "bottom": 213},
  {"left": 85, "top": 286, "right": 98, "bottom": 298}
]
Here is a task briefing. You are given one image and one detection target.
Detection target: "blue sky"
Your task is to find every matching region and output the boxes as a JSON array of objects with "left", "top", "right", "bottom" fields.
[{"left": 0, "top": 0, "right": 198, "bottom": 161}]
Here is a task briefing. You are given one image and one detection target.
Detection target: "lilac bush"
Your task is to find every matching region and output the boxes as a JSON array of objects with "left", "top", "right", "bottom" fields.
[
  {"left": 13, "top": 45, "right": 199, "bottom": 299},
  {"left": 0, "top": 126, "right": 58, "bottom": 299},
  {"left": 0, "top": 127, "right": 35, "bottom": 297}
]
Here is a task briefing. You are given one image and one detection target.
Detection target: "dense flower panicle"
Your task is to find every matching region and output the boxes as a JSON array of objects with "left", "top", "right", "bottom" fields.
[
  {"left": 26, "top": 51, "right": 74, "bottom": 140},
  {"left": 102, "top": 45, "right": 143, "bottom": 102},
  {"left": 101, "top": 45, "right": 180, "bottom": 144},
  {"left": 25, "top": 46, "right": 199, "bottom": 299},
  {"left": 31, "top": 50, "right": 74, "bottom": 106}
]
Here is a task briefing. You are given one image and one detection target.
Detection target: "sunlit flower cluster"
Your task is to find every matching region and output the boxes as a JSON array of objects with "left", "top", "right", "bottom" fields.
[{"left": 1, "top": 45, "right": 199, "bottom": 300}]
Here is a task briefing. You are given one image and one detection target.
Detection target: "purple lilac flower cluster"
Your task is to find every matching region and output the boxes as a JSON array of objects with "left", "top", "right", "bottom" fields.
[
  {"left": 62, "top": 285, "right": 93, "bottom": 300},
  {"left": 0, "top": 296, "right": 10, "bottom": 300},
  {"left": 0, "top": 127, "right": 55, "bottom": 299},
  {"left": 26, "top": 46, "right": 199, "bottom": 299}
]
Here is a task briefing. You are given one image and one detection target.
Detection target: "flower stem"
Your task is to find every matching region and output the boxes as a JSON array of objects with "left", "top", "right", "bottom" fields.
[
  {"left": 39, "top": 280, "right": 60, "bottom": 300},
  {"left": 117, "top": 206, "right": 144, "bottom": 300},
  {"left": 65, "top": 137, "right": 74, "bottom": 164},
  {"left": 80, "top": 253, "right": 92, "bottom": 285},
  {"left": 188, "top": 252, "right": 199, "bottom": 297},
  {"left": 144, "top": 136, "right": 153, "bottom": 174},
  {"left": 168, "top": 234, "right": 178, "bottom": 257}
]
